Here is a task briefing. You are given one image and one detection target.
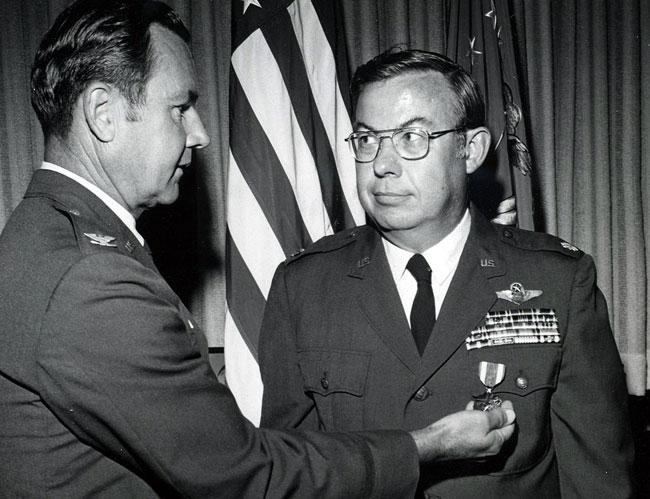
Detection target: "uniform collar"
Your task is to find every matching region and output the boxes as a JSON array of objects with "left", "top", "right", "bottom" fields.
[{"left": 40, "top": 162, "right": 144, "bottom": 246}]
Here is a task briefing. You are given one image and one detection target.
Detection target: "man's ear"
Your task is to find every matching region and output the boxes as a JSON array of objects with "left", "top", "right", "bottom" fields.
[
  {"left": 82, "top": 82, "right": 115, "bottom": 142},
  {"left": 463, "top": 127, "right": 491, "bottom": 174}
]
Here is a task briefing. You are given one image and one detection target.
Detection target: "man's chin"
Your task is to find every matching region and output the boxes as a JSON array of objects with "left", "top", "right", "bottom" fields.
[
  {"left": 155, "top": 185, "right": 181, "bottom": 206},
  {"left": 368, "top": 214, "right": 416, "bottom": 233}
]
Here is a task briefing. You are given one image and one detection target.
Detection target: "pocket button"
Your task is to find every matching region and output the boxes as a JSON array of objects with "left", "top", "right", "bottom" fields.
[
  {"left": 320, "top": 373, "right": 329, "bottom": 390},
  {"left": 515, "top": 375, "right": 529, "bottom": 390},
  {"left": 414, "top": 386, "right": 430, "bottom": 401}
]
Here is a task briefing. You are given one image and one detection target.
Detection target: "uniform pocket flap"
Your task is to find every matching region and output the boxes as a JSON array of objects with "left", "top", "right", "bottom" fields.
[
  {"left": 469, "top": 345, "right": 561, "bottom": 397},
  {"left": 298, "top": 349, "right": 371, "bottom": 397}
]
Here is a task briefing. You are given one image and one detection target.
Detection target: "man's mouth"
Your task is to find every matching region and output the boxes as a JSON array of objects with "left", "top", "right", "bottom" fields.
[{"left": 373, "top": 191, "right": 409, "bottom": 204}]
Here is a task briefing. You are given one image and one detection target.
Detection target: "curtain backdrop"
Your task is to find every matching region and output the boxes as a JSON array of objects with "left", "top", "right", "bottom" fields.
[
  {"left": 1, "top": 1, "right": 648, "bottom": 397},
  {"left": 513, "top": 0, "right": 650, "bottom": 395}
]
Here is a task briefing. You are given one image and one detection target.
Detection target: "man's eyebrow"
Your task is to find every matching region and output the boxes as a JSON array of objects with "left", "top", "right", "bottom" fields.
[
  {"left": 353, "top": 116, "right": 430, "bottom": 131},
  {"left": 174, "top": 90, "right": 198, "bottom": 106}
]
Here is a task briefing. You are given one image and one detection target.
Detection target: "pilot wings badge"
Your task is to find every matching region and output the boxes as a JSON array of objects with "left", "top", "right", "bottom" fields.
[
  {"left": 496, "top": 282, "right": 542, "bottom": 305},
  {"left": 84, "top": 233, "right": 117, "bottom": 247}
]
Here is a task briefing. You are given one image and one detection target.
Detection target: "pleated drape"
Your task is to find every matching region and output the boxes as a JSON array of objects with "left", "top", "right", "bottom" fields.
[{"left": 517, "top": 0, "right": 649, "bottom": 394}]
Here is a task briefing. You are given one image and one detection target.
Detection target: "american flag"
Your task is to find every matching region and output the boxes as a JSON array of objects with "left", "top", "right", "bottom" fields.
[{"left": 225, "top": 0, "right": 363, "bottom": 424}]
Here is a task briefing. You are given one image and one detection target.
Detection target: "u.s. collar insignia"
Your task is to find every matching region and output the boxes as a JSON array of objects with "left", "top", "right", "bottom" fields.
[
  {"left": 84, "top": 233, "right": 117, "bottom": 247},
  {"left": 496, "top": 282, "right": 543, "bottom": 305}
]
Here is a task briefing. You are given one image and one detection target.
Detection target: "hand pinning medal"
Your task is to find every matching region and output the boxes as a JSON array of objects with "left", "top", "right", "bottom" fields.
[{"left": 473, "top": 361, "right": 506, "bottom": 411}]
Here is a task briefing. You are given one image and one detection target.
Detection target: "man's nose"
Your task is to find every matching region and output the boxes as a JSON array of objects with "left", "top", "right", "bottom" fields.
[
  {"left": 185, "top": 110, "right": 210, "bottom": 150},
  {"left": 372, "top": 136, "right": 402, "bottom": 177}
]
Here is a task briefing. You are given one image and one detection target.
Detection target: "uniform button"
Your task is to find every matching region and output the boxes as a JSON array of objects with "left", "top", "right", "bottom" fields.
[
  {"left": 414, "top": 387, "right": 430, "bottom": 401},
  {"left": 320, "top": 374, "right": 329, "bottom": 390},
  {"left": 515, "top": 375, "right": 529, "bottom": 390}
]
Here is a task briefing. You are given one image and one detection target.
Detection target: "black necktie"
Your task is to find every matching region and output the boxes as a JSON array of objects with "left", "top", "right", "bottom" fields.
[{"left": 406, "top": 254, "right": 435, "bottom": 355}]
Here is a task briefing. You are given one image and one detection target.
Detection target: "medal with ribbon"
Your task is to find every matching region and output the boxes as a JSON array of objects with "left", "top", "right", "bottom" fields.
[{"left": 473, "top": 361, "right": 506, "bottom": 411}]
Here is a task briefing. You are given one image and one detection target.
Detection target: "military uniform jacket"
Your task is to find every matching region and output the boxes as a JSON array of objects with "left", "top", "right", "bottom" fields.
[
  {"left": 259, "top": 206, "right": 634, "bottom": 498},
  {"left": 0, "top": 170, "right": 420, "bottom": 498}
]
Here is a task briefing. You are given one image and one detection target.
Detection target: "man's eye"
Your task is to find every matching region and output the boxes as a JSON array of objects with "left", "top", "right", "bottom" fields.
[
  {"left": 357, "top": 134, "right": 375, "bottom": 146},
  {"left": 402, "top": 131, "right": 423, "bottom": 142},
  {"left": 174, "top": 104, "right": 190, "bottom": 118}
]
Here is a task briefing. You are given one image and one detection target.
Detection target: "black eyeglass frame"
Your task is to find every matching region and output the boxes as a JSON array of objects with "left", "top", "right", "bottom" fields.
[{"left": 345, "top": 126, "right": 465, "bottom": 163}]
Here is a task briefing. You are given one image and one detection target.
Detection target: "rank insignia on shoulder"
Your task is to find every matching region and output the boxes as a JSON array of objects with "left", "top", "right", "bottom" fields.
[
  {"left": 496, "top": 282, "right": 542, "bottom": 305},
  {"left": 83, "top": 233, "right": 117, "bottom": 247},
  {"left": 560, "top": 241, "right": 579, "bottom": 252}
]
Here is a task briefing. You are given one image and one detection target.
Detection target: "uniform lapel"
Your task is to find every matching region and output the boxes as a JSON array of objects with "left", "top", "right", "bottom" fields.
[
  {"left": 417, "top": 208, "right": 506, "bottom": 384},
  {"left": 348, "top": 229, "right": 422, "bottom": 374},
  {"left": 27, "top": 169, "right": 157, "bottom": 272}
]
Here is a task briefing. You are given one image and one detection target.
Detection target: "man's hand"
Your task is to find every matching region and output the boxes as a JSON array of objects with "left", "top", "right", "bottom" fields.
[
  {"left": 491, "top": 196, "right": 517, "bottom": 226},
  {"left": 409, "top": 400, "right": 516, "bottom": 463}
]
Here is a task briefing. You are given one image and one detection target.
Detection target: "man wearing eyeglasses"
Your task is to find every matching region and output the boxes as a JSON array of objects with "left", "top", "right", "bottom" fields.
[{"left": 259, "top": 49, "right": 633, "bottom": 497}]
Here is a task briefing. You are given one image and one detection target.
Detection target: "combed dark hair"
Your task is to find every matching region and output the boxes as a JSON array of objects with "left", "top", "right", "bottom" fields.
[
  {"left": 31, "top": 0, "right": 190, "bottom": 139},
  {"left": 350, "top": 48, "right": 485, "bottom": 129}
]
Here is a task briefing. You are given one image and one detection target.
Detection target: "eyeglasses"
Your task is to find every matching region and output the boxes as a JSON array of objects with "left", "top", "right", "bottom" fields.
[{"left": 345, "top": 126, "right": 464, "bottom": 163}]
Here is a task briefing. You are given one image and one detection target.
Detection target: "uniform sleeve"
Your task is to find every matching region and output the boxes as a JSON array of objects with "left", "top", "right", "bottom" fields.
[
  {"left": 259, "top": 263, "right": 322, "bottom": 431},
  {"left": 36, "top": 253, "right": 419, "bottom": 498},
  {"left": 551, "top": 254, "right": 634, "bottom": 497}
]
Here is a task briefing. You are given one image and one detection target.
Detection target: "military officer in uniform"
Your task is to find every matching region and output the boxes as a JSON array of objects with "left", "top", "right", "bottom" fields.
[
  {"left": 259, "top": 49, "right": 634, "bottom": 497},
  {"left": 0, "top": 3, "right": 521, "bottom": 497}
]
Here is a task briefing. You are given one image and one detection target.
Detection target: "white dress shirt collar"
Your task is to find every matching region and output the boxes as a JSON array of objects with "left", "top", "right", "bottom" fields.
[
  {"left": 40, "top": 162, "right": 144, "bottom": 246},
  {"left": 382, "top": 208, "right": 472, "bottom": 285},
  {"left": 382, "top": 209, "right": 472, "bottom": 323}
]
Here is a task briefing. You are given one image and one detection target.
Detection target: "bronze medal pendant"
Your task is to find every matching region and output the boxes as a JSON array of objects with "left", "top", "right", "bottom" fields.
[{"left": 473, "top": 361, "right": 506, "bottom": 411}]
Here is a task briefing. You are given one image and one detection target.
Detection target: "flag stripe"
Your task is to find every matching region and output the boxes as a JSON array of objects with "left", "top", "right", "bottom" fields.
[
  {"left": 225, "top": 231, "right": 267, "bottom": 357},
  {"left": 227, "top": 152, "right": 285, "bottom": 298},
  {"left": 229, "top": 71, "right": 312, "bottom": 254},
  {"left": 232, "top": 29, "right": 331, "bottom": 243},
  {"left": 311, "top": 0, "right": 353, "bottom": 116},
  {"left": 262, "top": 5, "right": 354, "bottom": 232},
  {"left": 224, "top": 308, "right": 263, "bottom": 423},
  {"left": 287, "top": 0, "right": 365, "bottom": 226},
  {"left": 226, "top": 0, "right": 357, "bottom": 424}
]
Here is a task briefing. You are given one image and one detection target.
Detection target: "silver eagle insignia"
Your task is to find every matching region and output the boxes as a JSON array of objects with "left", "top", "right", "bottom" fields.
[
  {"left": 561, "top": 241, "right": 579, "bottom": 252},
  {"left": 496, "top": 282, "right": 542, "bottom": 305},
  {"left": 83, "top": 233, "right": 117, "bottom": 247}
]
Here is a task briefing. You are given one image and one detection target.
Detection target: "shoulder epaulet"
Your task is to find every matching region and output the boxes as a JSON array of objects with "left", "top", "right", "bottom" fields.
[
  {"left": 53, "top": 205, "right": 133, "bottom": 257},
  {"left": 285, "top": 226, "right": 369, "bottom": 265},
  {"left": 498, "top": 226, "right": 583, "bottom": 258}
]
